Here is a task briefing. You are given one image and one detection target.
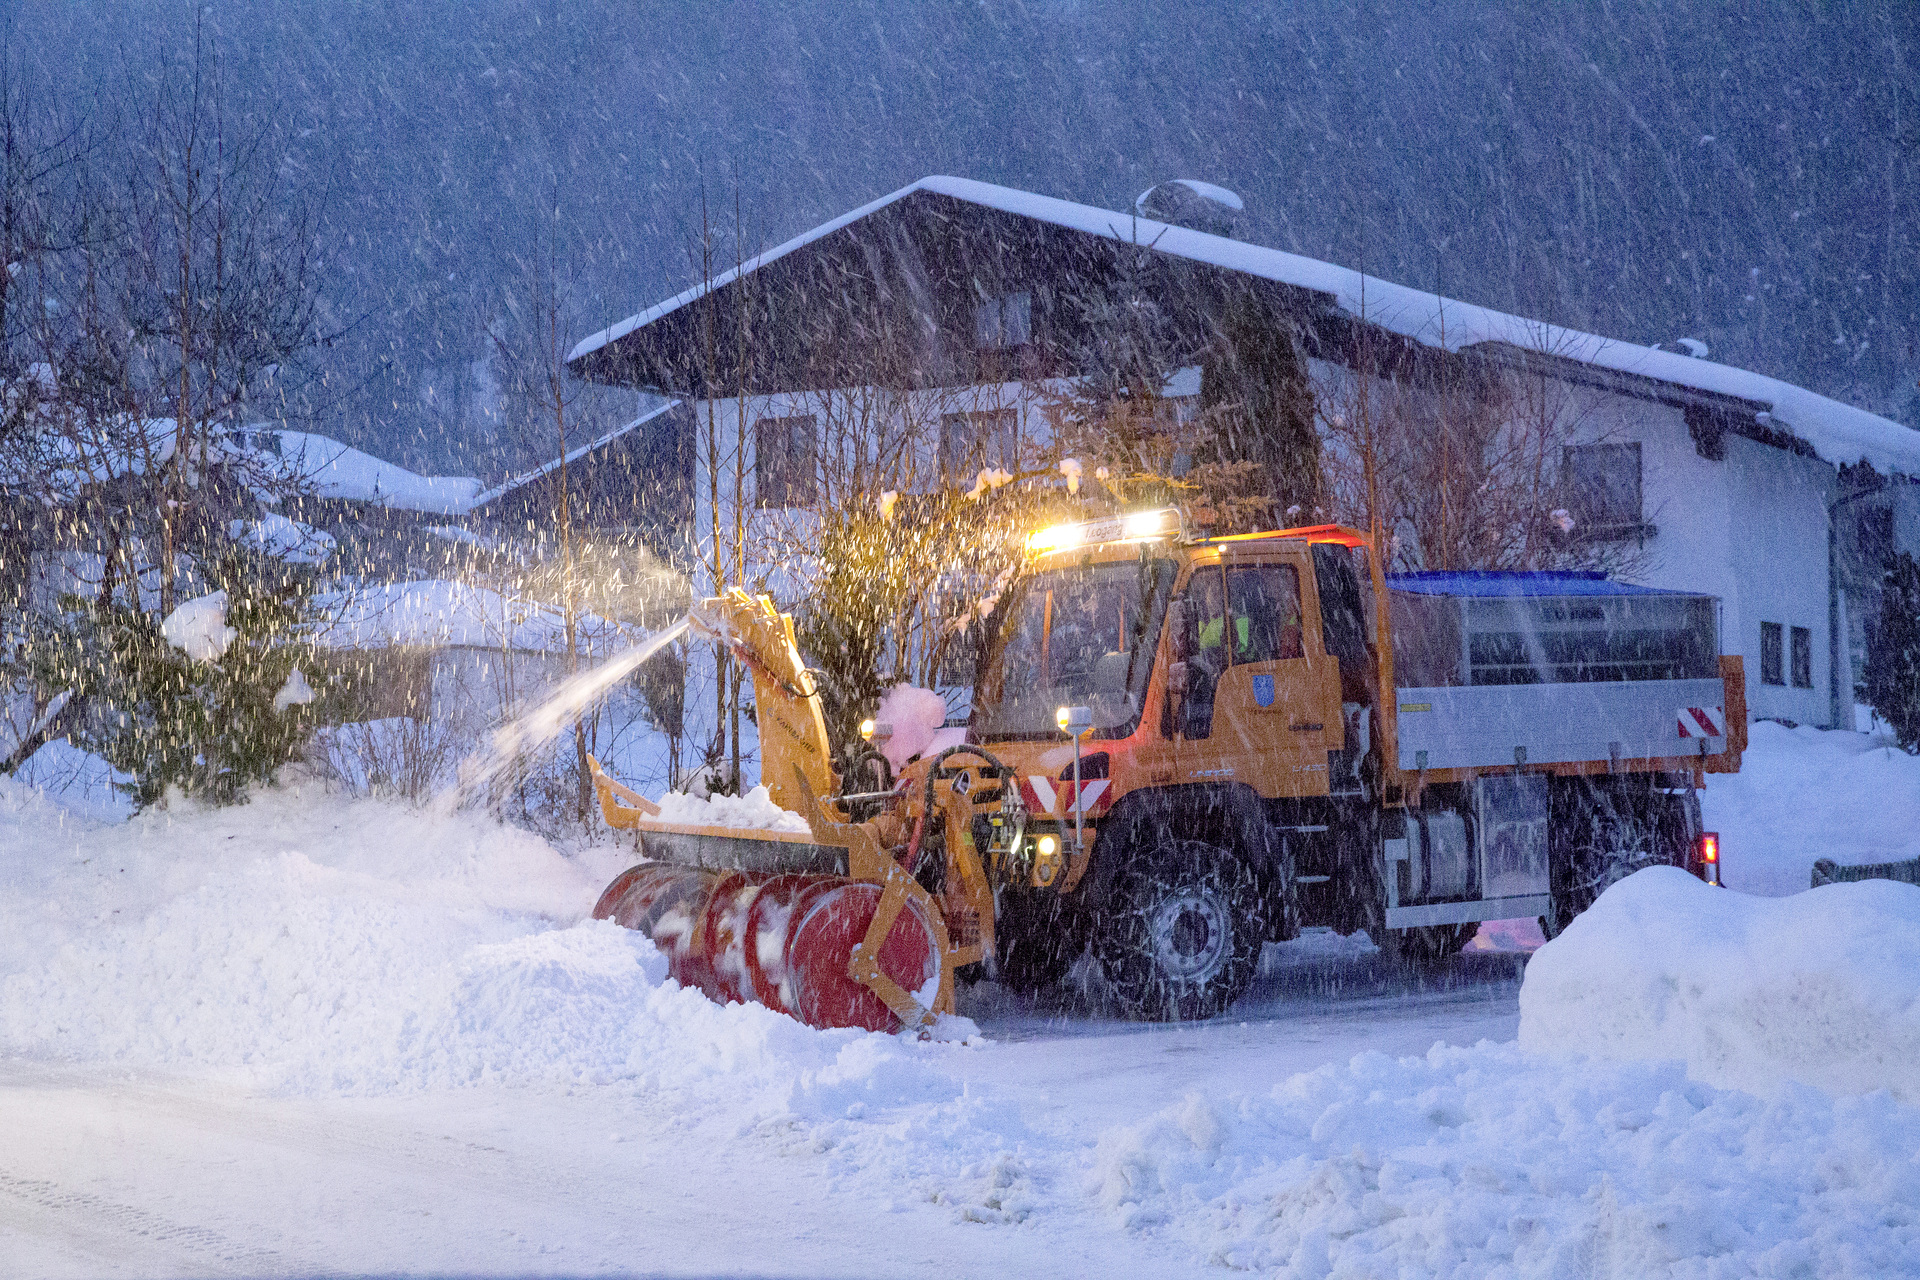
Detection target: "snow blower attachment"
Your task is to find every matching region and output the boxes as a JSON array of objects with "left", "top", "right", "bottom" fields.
[{"left": 589, "top": 589, "right": 1025, "bottom": 1034}]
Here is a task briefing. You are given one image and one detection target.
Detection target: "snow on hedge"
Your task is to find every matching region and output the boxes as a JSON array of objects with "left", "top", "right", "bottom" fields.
[
  {"left": 160, "top": 590, "right": 238, "bottom": 661},
  {"left": 1519, "top": 866, "right": 1920, "bottom": 1103}
]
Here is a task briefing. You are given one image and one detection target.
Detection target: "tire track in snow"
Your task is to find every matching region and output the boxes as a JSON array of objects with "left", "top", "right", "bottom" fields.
[{"left": 0, "top": 1171, "right": 288, "bottom": 1277}]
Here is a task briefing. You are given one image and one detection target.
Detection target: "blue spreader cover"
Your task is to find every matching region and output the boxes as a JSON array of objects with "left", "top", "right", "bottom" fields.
[{"left": 1386, "top": 571, "right": 1693, "bottom": 598}]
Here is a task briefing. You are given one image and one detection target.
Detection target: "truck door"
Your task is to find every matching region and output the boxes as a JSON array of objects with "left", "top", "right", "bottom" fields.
[{"left": 1176, "top": 558, "right": 1342, "bottom": 795}]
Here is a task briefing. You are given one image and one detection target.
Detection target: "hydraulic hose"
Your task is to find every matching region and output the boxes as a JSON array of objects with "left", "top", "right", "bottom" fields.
[{"left": 904, "top": 744, "right": 1017, "bottom": 885}]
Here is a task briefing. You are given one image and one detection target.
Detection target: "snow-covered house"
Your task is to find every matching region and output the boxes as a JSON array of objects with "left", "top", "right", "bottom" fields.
[
  {"left": 564, "top": 175, "right": 1920, "bottom": 731},
  {"left": 464, "top": 399, "right": 693, "bottom": 564}
]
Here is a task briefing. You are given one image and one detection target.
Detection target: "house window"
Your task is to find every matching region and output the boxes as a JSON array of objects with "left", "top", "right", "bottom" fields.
[
  {"left": 1791, "top": 625, "right": 1813, "bottom": 688},
  {"left": 973, "top": 291, "right": 1032, "bottom": 350},
  {"left": 1760, "top": 621, "right": 1784, "bottom": 685},
  {"left": 754, "top": 414, "right": 817, "bottom": 507},
  {"left": 1561, "top": 443, "right": 1643, "bottom": 536},
  {"left": 940, "top": 408, "right": 1018, "bottom": 479}
]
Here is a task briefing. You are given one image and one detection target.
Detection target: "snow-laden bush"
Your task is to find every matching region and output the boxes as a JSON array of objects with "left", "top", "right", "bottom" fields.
[{"left": 31, "top": 549, "right": 322, "bottom": 807}]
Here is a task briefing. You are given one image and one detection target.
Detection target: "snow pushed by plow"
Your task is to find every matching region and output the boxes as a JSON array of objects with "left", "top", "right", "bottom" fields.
[
  {"left": 1521, "top": 867, "right": 1920, "bottom": 1103},
  {"left": 0, "top": 779, "right": 946, "bottom": 1113},
  {"left": 1095, "top": 1044, "right": 1920, "bottom": 1278},
  {"left": 4, "top": 724, "right": 1920, "bottom": 1276}
]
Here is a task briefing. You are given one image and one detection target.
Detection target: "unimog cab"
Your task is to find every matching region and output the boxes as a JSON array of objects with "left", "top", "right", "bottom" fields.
[{"left": 967, "top": 510, "right": 1742, "bottom": 1020}]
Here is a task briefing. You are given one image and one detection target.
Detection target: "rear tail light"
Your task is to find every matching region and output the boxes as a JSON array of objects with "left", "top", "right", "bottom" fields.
[{"left": 1696, "top": 832, "right": 1722, "bottom": 886}]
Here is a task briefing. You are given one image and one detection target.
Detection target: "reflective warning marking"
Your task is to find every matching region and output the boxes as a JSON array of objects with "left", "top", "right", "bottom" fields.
[{"left": 1678, "top": 706, "right": 1726, "bottom": 738}]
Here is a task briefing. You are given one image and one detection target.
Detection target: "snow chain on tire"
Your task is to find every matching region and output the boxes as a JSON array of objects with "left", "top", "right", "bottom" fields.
[{"left": 1094, "top": 838, "right": 1263, "bottom": 1022}]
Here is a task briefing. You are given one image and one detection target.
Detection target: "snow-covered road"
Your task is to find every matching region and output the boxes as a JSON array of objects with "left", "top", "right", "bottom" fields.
[
  {"left": 4, "top": 721, "right": 1919, "bottom": 1277},
  {"left": 0, "top": 943, "right": 1522, "bottom": 1279}
]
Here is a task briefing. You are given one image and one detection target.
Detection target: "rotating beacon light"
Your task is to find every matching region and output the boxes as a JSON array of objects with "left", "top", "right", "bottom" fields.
[{"left": 1056, "top": 704, "right": 1094, "bottom": 863}]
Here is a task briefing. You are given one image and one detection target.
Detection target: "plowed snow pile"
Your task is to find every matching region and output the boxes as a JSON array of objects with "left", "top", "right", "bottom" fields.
[
  {"left": 1095, "top": 1046, "right": 1920, "bottom": 1276},
  {"left": 1520, "top": 866, "right": 1920, "bottom": 1102},
  {"left": 0, "top": 778, "right": 949, "bottom": 1111},
  {"left": 3, "top": 743, "right": 1919, "bottom": 1275},
  {"left": 1096, "top": 869, "right": 1920, "bottom": 1275}
]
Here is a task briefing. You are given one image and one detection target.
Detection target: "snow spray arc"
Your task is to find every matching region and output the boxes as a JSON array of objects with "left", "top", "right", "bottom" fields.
[{"left": 455, "top": 617, "right": 691, "bottom": 803}]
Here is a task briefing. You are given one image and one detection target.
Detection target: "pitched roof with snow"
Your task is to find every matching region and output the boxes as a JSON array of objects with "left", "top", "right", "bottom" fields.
[
  {"left": 571, "top": 175, "right": 1920, "bottom": 476},
  {"left": 266, "top": 431, "right": 484, "bottom": 514},
  {"left": 465, "top": 399, "right": 681, "bottom": 512}
]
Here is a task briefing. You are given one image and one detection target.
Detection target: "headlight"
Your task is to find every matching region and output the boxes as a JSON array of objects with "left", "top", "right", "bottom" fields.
[{"left": 1037, "top": 834, "right": 1059, "bottom": 857}]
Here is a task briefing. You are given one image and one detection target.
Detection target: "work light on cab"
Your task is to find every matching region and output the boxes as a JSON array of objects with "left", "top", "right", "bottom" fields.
[{"left": 1026, "top": 507, "right": 1182, "bottom": 554}]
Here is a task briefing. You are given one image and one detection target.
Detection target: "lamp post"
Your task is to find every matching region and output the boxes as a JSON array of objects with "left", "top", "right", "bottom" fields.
[{"left": 1055, "top": 704, "right": 1093, "bottom": 856}]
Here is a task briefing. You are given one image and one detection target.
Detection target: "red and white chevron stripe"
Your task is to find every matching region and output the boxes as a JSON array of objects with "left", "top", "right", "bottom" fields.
[
  {"left": 1020, "top": 775, "right": 1111, "bottom": 817},
  {"left": 1677, "top": 706, "right": 1726, "bottom": 738}
]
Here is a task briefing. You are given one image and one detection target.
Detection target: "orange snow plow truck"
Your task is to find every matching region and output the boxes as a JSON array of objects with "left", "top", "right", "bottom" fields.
[{"left": 589, "top": 511, "right": 1743, "bottom": 1031}]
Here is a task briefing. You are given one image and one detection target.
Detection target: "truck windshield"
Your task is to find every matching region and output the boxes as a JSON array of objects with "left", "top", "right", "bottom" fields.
[{"left": 973, "top": 557, "right": 1174, "bottom": 740}]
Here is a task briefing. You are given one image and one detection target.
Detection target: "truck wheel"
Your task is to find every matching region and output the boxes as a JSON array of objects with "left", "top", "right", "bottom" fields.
[
  {"left": 1095, "top": 839, "right": 1263, "bottom": 1021},
  {"left": 1541, "top": 812, "right": 1660, "bottom": 938},
  {"left": 992, "top": 890, "right": 1084, "bottom": 994}
]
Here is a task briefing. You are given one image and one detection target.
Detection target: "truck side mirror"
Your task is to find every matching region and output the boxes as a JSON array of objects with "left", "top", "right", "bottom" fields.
[
  {"left": 1168, "top": 661, "right": 1189, "bottom": 698},
  {"left": 1167, "top": 598, "right": 1195, "bottom": 660}
]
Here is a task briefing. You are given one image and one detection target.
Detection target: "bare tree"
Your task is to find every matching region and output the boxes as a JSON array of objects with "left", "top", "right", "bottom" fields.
[
  {"left": 116, "top": 16, "right": 327, "bottom": 613},
  {"left": 1318, "top": 316, "right": 1646, "bottom": 575}
]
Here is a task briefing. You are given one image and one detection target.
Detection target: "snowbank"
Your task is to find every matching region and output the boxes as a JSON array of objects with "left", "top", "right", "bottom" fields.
[
  {"left": 0, "top": 780, "right": 902, "bottom": 1103},
  {"left": 1519, "top": 867, "right": 1920, "bottom": 1102},
  {"left": 1703, "top": 719, "right": 1920, "bottom": 896},
  {"left": 0, "top": 775, "right": 1038, "bottom": 1224},
  {"left": 652, "top": 784, "right": 812, "bottom": 834},
  {"left": 1093, "top": 1043, "right": 1920, "bottom": 1277}
]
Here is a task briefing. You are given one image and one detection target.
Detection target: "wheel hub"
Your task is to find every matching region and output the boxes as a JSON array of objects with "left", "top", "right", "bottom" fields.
[{"left": 1148, "top": 889, "right": 1229, "bottom": 982}]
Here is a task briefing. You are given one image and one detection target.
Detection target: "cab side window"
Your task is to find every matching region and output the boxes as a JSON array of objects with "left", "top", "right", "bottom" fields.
[
  {"left": 1227, "top": 565, "right": 1303, "bottom": 663},
  {"left": 1180, "top": 567, "right": 1228, "bottom": 739}
]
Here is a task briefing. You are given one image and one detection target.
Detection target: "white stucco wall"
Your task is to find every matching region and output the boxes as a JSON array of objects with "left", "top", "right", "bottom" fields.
[
  {"left": 678, "top": 366, "right": 1853, "bottom": 731},
  {"left": 682, "top": 380, "right": 1081, "bottom": 602},
  {"left": 1573, "top": 397, "right": 1839, "bottom": 727}
]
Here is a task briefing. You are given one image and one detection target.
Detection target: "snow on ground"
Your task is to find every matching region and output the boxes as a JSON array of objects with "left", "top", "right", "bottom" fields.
[
  {"left": 1, "top": 720, "right": 1917, "bottom": 1275},
  {"left": 1704, "top": 719, "right": 1920, "bottom": 896},
  {"left": 1522, "top": 867, "right": 1920, "bottom": 1102}
]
